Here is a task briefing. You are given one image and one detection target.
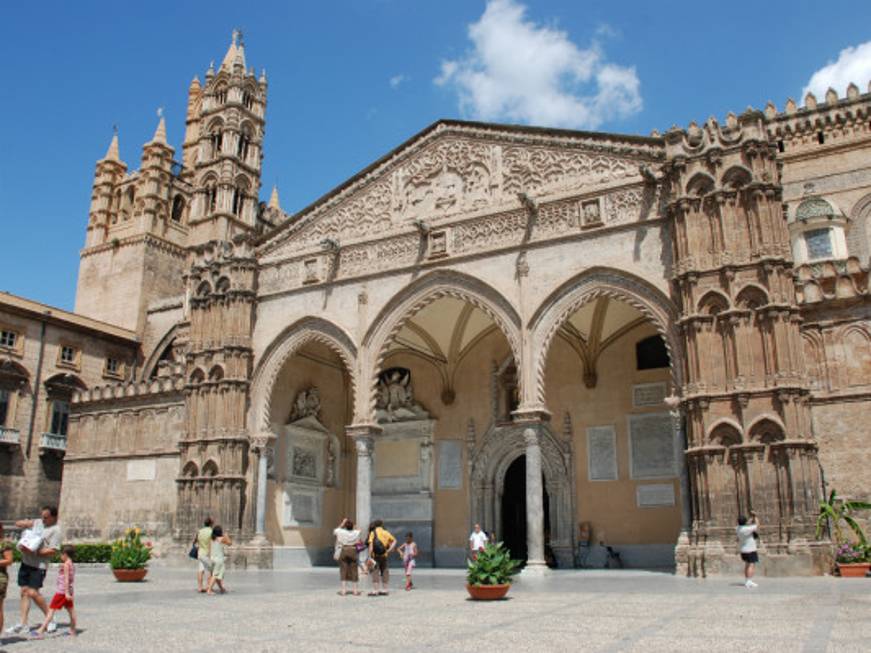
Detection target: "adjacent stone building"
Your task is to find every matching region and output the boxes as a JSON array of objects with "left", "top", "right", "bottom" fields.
[
  {"left": 4, "top": 33, "right": 870, "bottom": 575},
  {"left": 0, "top": 292, "right": 138, "bottom": 519}
]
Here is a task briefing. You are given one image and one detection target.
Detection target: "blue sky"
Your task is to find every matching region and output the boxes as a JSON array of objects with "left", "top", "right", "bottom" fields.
[{"left": 2, "top": 0, "right": 870, "bottom": 311}]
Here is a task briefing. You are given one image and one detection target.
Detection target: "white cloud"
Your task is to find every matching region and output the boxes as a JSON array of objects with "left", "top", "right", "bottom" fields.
[
  {"left": 803, "top": 41, "right": 871, "bottom": 99},
  {"left": 389, "top": 74, "right": 407, "bottom": 89},
  {"left": 434, "top": 0, "right": 641, "bottom": 129}
]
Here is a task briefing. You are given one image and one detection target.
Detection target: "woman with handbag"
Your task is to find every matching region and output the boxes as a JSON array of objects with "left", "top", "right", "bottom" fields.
[{"left": 333, "top": 518, "right": 361, "bottom": 596}]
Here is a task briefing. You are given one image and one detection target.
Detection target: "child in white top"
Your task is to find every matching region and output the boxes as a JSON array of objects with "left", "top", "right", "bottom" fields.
[{"left": 398, "top": 532, "right": 418, "bottom": 591}]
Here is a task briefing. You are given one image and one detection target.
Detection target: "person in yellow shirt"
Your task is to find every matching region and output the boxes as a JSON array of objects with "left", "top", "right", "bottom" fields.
[{"left": 366, "top": 520, "right": 396, "bottom": 596}]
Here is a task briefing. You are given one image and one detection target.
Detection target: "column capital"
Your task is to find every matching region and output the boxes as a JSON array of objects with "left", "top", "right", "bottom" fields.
[
  {"left": 511, "top": 407, "right": 551, "bottom": 425},
  {"left": 345, "top": 423, "right": 382, "bottom": 440},
  {"left": 250, "top": 432, "right": 276, "bottom": 452}
]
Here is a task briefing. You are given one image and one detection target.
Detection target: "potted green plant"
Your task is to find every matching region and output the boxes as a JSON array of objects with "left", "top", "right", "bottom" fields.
[
  {"left": 816, "top": 490, "right": 871, "bottom": 577},
  {"left": 109, "top": 527, "right": 152, "bottom": 582},
  {"left": 466, "top": 542, "right": 521, "bottom": 600}
]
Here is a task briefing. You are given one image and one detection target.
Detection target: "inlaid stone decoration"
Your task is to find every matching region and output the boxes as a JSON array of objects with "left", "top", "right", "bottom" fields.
[
  {"left": 628, "top": 413, "right": 675, "bottom": 479},
  {"left": 586, "top": 425, "right": 618, "bottom": 481},
  {"left": 438, "top": 440, "right": 463, "bottom": 489}
]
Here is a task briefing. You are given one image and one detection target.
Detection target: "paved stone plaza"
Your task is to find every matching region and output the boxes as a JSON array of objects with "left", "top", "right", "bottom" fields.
[{"left": 1, "top": 566, "right": 869, "bottom": 652}]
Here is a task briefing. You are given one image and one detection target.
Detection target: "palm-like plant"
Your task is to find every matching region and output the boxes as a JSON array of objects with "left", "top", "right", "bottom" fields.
[
  {"left": 816, "top": 489, "right": 871, "bottom": 547},
  {"left": 466, "top": 542, "right": 522, "bottom": 586}
]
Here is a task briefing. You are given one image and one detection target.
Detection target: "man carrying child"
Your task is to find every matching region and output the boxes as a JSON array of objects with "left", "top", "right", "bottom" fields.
[{"left": 4, "top": 505, "right": 62, "bottom": 635}]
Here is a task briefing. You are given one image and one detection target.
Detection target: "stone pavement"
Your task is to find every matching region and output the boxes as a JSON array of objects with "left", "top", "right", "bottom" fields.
[{"left": 1, "top": 566, "right": 869, "bottom": 652}]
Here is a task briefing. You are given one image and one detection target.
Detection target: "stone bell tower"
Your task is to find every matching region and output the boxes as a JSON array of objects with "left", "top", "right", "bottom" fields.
[
  {"left": 174, "top": 34, "right": 267, "bottom": 552},
  {"left": 185, "top": 29, "right": 268, "bottom": 246},
  {"left": 663, "top": 111, "right": 824, "bottom": 575}
]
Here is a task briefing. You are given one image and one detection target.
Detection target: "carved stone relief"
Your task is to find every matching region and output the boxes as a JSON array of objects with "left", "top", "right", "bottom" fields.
[{"left": 375, "top": 367, "right": 430, "bottom": 423}]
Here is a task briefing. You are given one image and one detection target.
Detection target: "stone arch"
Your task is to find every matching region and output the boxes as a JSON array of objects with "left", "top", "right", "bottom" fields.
[
  {"left": 189, "top": 368, "right": 205, "bottom": 385},
  {"left": 202, "top": 459, "right": 219, "bottom": 477},
  {"left": 469, "top": 421, "right": 574, "bottom": 565},
  {"left": 837, "top": 324, "right": 871, "bottom": 387},
  {"left": 141, "top": 324, "right": 180, "bottom": 380},
  {"left": 697, "top": 289, "right": 731, "bottom": 315},
  {"left": 207, "top": 365, "right": 224, "bottom": 382},
  {"left": 847, "top": 192, "right": 871, "bottom": 262},
  {"left": 529, "top": 267, "right": 682, "bottom": 407},
  {"left": 721, "top": 165, "right": 753, "bottom": 190},
  {"left": 182, "top": 461, "right": 198, "bottom": 478},
  {"left": 248, "top": 316, "right": 358, "bottom": 435},
  {"left": 362, "top": 269, "right": 522, "bottom": 423},
  {"left": 707, "top": 418, "right": 743, "bottom": 446},
  {"left": 747, "top": 415, "right": 786, "bottom": 444},
  {"left": 686, "top": 171, "right": 715, "bottom": 197},
  {"left": 735, "top": 284, "right": 769, "bottom": 309}
]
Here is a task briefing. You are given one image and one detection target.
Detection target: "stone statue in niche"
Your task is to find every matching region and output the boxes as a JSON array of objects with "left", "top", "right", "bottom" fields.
[
  {"left": 288, "top": 387, "right": 321, "bottom": 424},
  {"left": 375, "top": 367, "right": 430, "bottom": 423}
]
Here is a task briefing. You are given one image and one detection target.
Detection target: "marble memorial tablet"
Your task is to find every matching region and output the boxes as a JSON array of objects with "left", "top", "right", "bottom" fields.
[
  {"left": 628, "top": 412, "right": 675, "bottom": 478},
  {"left": 633, "top": 382, "right": 667, "bottom": 407},
  {"left": 586, "top": 425, "right": 618, "bottom": 481},
  {"left": 126, "top": 459, "right": 156, "bottom": 481},
  {"left": 438, "top": 440, "right": 463, "bottom": 489},
  {"left": 636, "top": 483, "right": 675, "bottom": 507}
]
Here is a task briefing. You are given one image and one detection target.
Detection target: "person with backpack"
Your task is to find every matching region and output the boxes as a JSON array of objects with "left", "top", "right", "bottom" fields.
[{"left": 366, "top": 519, "right": 396, "bottom": 596}]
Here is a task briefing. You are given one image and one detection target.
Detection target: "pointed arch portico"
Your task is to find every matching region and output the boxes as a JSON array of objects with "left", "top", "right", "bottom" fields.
[
  {"left": 360, "top": 269, "right": 522, "bottom": 424},
  {"left": 527, "top": 267, "right": 682, "bottom": 408}
]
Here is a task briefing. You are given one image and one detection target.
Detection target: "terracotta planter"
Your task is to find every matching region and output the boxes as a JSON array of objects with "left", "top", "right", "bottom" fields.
[
  {"left": 112, "top": 568, "right": 148, "bottom": 582},
  {"left": 836, "top": 562, "right": 870, "bottom": 578},
  {"left": 466, "top": 583, "right": 510, "bottom": 600}
]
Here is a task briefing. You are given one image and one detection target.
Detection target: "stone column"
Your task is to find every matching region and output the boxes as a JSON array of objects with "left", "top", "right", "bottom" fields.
[
  {"left": 347, "top": 424, "right": 381, "bottom": 530},
  {"left": 667, "top": 402, "right": 692, "bottom": 533},
  {"left": 513, "top": 408, "right": 550, "bottom": 573},
  {"left": 251, "top": 433, "right": 275, "bottom": 542}
]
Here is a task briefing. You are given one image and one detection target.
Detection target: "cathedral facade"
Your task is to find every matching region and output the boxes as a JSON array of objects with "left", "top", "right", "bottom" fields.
[{"left": 8, "top": 34, "right": 870, "bottom": 575}]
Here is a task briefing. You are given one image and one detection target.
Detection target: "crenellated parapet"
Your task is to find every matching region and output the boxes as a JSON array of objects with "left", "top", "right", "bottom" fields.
[
  {"left": 72, "top": 368, "right": 185, "bottom": 406},
  {"left": 762, "top": 81, "right": 871, "bottom": 155}
]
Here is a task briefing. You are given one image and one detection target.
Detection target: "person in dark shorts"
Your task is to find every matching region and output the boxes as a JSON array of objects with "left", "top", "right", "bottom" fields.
[
  {"left": 5, "top": 506, "right": 62, "bottom": 635},
  {"left": 736, "top": 511, "right": 760, "bottom": 588}
]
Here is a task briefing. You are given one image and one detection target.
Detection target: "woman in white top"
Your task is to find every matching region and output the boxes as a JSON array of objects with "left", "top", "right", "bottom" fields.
[
  {"left": 736, "top": 511, "right": 760, "bottom": 588},
  {"left": 333, "top": 518, "right": 362, "bottom": 596}
]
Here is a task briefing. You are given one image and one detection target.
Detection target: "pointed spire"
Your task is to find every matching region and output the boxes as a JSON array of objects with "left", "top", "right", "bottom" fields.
[
  {"left": 151, "top": 108, "right": 167, "bottom": 145},
  {"left": 222, "top": 29, "right": 243, "bottom": 70},
  {"left": 268, "top": 185, "right": 281, "bottom": 210},
  {"left": 103, "top": 127, "right": 120, "bottom": 162},
  {"left": 259, "top": 68, "right": 267, "bottom": 85},
  {"left": 189, "top": 75, "right": 201, "bottom": 91}
]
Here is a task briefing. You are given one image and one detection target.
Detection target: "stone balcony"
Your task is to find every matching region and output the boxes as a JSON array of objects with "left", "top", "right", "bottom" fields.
[
  {"left": 0, "top": 426, "right": 20, "bottom": 446},
  {"left": 39, "top": 432, "right": 67, "bottom": 455}
]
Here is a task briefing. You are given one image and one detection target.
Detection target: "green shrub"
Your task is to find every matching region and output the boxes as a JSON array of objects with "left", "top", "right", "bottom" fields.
[
  {"left": 1, "top": 541, "right": 113, "bottom": 564},
  {"left": 466, "top": 542, "right": 522, "bottom": 586}
]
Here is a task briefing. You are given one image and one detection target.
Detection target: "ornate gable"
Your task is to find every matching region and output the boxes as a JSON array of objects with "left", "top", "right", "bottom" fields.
[{"left": 258, "top": 121, "right": 664, "bottom": 264}]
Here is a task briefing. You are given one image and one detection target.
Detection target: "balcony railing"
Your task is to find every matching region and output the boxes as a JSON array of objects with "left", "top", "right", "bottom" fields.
[
  {"left": 0, "top": 427, "right": 20, "bottom": 446},
  {"left": 39, "top": 433, "right": 67, "bottom": 454}
]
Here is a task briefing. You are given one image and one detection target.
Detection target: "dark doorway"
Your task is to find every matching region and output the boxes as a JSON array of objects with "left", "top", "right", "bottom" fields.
[{"left": 500, "top": 455, "right": 549, "bottom": 563}]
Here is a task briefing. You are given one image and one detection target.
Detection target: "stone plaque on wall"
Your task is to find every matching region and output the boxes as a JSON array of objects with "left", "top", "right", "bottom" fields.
[
  {"left": 636, "top": 483, "right": 675, "bottom": 507},
  {"left": 126, "top": 459, "right": 156, "bottom": 481},
  {"left": 632, "top": 382, "right": 666, "bottom": 407},
  {"left": 628, "top": 412, "right": 675, "bottom": 479},
  {"left": 438, "top": 440, "right": 463, "bottom": 489},
  {"left": 586, "top": 426, "right": 617, "bottom": 481}
]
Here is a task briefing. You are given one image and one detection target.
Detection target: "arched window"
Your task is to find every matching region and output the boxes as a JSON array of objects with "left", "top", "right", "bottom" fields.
[
  {"left": 636, "top": 335, "right": 669, "bottom": 370},
  {"left": 210, "top": 130, "right": 223, "bottom": 159},
  {"left": 237, "top": 126, "right": 252, "bottom": 162},
  {"left": 204, "top": 182, "right": 217, "bottom": 214},
  {"left": 171, "top": 195, "right": 185, "bottom": 222},
  {"left": 231, "top": 179, "right": 249, "bottom": 217},
  {"left": 242, "top": 90, "right": 254, "bottom": 110},
  {"left": 214, "top": 85, "right": 227, "bottom": 106}
]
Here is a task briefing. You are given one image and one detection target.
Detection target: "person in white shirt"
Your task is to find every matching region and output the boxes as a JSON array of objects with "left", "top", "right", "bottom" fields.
[
  {"left": 469, "top": 523, "right": 488, "bottom": 560},
  {"left": 736, "top": 511, "right": 760, "bottom": 588}
]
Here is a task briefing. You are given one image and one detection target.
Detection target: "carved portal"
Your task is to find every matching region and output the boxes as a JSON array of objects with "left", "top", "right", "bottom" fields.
[{"left": 469, "top": 422, "right": 574, "bottom": 567}]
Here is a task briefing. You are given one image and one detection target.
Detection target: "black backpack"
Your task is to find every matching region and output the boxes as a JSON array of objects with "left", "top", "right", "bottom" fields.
[{"left": 372, "top": 531, "right": 386, "bottom": 556}]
